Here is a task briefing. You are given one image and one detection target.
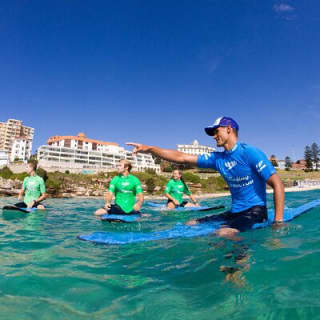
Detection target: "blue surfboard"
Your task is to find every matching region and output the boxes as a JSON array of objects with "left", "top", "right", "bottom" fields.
[
  {"left": 78, "top": 200, "right": 320, "bottom": 245},
  {"left": 146, "top": 201, "right": 225, "bottom": 212},
  {"left": 100, "top": 214, "right": 141, "bottom": 223}
]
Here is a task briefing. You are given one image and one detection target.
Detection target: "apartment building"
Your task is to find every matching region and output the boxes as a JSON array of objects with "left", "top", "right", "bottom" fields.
[
  {"left": 0, "top": 119, "right": 34, "bottom": 162},
  {"left": 177, "top": 140, "right": 215, "bottom": 155},
  {"left": 10, "top": 137, "right": 33, "bottom": 162},
  {"left": 37, "top": 133, "right": 160, "bottom": 173},
  {"left": 0, "top": 150, "right": 8, "bottom": 166}
]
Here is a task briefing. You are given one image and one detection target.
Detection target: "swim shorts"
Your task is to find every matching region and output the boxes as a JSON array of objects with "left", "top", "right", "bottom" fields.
[
  {"left": 167, "top": 200, "right": 188, "bottom": 207},
  {"left": 196, "top": 205, "right": 267, "bottom": 232},
  {"left": 15, "top": 201, "right": 43, "bottom": 209},
  {"left": 102, "top": 204, "right": 140, "bottom": 215}
]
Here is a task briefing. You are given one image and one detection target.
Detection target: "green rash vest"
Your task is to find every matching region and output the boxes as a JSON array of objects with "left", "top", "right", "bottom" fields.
[
  {"left": 108, "top": 174, "right": 143, "bottom": 213},
  {"left": 164, "top": 179, "right": 191, "bottom": 204},
  {"left": 23, "top": 175, "right": 46, "bottom": 205}
]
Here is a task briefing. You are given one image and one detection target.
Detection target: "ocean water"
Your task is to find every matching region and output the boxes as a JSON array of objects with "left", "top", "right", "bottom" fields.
[{"left": 1, "top": 190, "right": 320, "bottom": 320}]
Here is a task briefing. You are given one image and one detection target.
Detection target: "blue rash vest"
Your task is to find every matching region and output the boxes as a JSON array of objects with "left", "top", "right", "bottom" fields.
[{"left": 197, "top": 142, "right": 276, "bottom": 213}]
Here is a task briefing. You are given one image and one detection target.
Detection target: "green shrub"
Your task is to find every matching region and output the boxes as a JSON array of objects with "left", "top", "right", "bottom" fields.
[
  {"left": 37, "top": 167, "right": 48, "bottom": 182},
  {"left": 13, "top": 172, "right": 28, "bottom": 181},
  {"left": 107, "top": 171, "right": 118, "bottom": 179},
  {"left": 197, "top": 168, "right": 218, "bottom": 173},
  {"left": 145, "top": 168, "right": 156, "bottom": 174},
  {"left": 155, "top": 175, "right": 168, "bottom": 188},
  {"left": 145, "top": 178, "right": 156, "bottom": 194},
  {"left": 0, "top": 166, "right": 13, "bottom": 179},
  {"left": 182, "top": 172, "right": 201, "bottom": 184},
  {"left": 162, "top": 165, "right": 173, "bottom": 172},
  {"left": 200, "top": 175, "right": 227, "bottom": 193},
  {"left": 46, "top": 177, "right": 62, "bottom": 194}
]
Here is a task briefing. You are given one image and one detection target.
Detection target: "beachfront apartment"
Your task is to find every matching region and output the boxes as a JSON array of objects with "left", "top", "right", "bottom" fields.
[
  {"left": 0, "top": 119, "right": 34, "bottom": 162},
  {"left": 10, "top": 137, "right": 33, "bottom": 163},
  {"left": 0, "top": 150, "right": 8, "bottom": 167},
  {"left": 37, "top": 133, "right": 160, "bottom": 173},
  {"left": 177, "top": 140, "right": 215, "bottom": 155}
]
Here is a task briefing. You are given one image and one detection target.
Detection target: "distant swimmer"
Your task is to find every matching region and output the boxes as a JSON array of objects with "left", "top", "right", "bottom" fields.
[
  {"left": 95, "top": 159, "right": 144, "bottom": 216},
  {"left": 165, "top": 169, "right": 200, "bottom": 209},
  {"left": 127, "top": 116, "right": 284, "bottom": 239},
  {"left": 16, "top": 161, "right": 47, "bottom": 210}
]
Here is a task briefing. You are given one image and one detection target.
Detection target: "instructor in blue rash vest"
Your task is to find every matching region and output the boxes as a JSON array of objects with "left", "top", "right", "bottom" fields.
[{"left": 127, "top": 116, "right": 284, "bottom": 239}]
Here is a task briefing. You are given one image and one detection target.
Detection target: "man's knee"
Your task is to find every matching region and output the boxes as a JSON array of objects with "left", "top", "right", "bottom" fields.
[
  {"left": 167, "top": 202, "right": 176, "bottom": 209},
  {"left": 216, "top": 227, "right": 239, "bottom": 239},
  {"left": 94, "top": 208, "right": 107, "bottom": 215}
]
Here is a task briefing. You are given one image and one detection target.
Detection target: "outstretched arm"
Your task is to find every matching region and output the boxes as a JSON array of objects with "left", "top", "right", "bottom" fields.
[
  {"left": 267, "top": 173, "right": 284, "bottom": 222},
  {"left": 126, "top": 142, "right": 197, "bottom": 164}
]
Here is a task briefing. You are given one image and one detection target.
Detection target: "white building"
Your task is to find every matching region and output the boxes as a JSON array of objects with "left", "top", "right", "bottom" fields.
[
  {"left": 177, "top": 140, "right": 215, "bottom": 155},
  {"left": 0, "top": 150, "right": 8, "bottom": 167},
  {"left": 10, "top": 137, "right": 33, "bottom": 163},
  {"left": 276, "top": 160, "right": 285, "bottom": 170},
  {"left": 0, "top": 119, "right": 34, "bottom": 161},
  {"left": 37, "top": 133, "right": 160, "bottom": 173}
]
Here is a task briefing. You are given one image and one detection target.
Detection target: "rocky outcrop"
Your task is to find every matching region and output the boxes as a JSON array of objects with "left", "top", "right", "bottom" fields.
[{"left": 0, "top": 177, "right": 22, "bottom": 196}]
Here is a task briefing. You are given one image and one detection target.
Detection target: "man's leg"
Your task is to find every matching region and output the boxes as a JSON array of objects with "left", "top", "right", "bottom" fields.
[
  {"left": 186, "top": 211, "right": 229, "bottom": 226},
  {"left": 184, "top": 201, "right": 200, "bottom": 207},
  {"left": 94, "top": 208, "right": 108, "bottom": 215},
  {"left": 216, "top": 227, "right": 240, "bottom": 240}
]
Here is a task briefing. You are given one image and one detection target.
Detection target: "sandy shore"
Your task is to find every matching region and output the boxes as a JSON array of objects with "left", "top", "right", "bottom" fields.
[{"left": 281, "top": 185, "right": 320, "bottom": 193}]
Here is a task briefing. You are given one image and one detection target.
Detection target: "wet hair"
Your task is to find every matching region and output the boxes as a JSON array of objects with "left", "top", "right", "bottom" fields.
[
  {"left": 27, "top": 161, "right": 37, "bottom": 171},
  {"left": 120, "top": 159, "right": 132, "bottom": 172}
]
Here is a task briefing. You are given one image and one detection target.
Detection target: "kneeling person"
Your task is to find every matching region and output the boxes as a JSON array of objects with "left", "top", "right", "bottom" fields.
[
  {"left": 165, "top": 170, "right": 199, "bottom": 209},
  {"left": 95, "top": 160, "right": 144, "bottom": 215},
  {"left": 16, "top": 161, "right": 47, "bottom": 210}
]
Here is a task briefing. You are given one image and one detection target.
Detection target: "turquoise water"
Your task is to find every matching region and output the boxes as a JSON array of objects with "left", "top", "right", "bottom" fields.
[{"left": 1, "top": 190, "right": 320, "bottom": 320}]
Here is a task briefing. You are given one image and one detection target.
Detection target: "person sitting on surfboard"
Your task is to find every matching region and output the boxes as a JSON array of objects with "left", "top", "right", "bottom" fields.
[
  {"left": 16, "top": 161, "right": 47, "bottom": 210},
  {"left": 95, "top": 159, "right": 144, "bottom": 215},
  {"left": 127, "top": 116, "right": 284, "bottom": 239},
  {"left": 165, "top": 169, "right": 200, "bottom": 209}
]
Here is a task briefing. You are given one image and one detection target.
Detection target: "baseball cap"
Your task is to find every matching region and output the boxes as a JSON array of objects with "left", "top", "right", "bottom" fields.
[{"left": 204, "top": 116, "right": 239, "bottom": 136}]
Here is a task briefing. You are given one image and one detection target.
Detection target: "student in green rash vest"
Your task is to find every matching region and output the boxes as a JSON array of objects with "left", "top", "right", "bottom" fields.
[
  {"left": 95, "top": 159, "right": 144, "bottom": 215},
  {"left": 16, "top": 161, "right": 47, "bottom": 210},
  {"left": 165, "top": 169, "right": 200, "bottom": 209}
]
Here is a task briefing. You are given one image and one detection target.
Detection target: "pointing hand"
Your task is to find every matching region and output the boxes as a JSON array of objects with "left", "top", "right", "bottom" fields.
[{"left": 126, "top": 142, "right": 150, "bottom": 154}]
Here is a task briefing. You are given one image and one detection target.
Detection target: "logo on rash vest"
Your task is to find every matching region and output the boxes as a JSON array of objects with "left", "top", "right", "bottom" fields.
[
  {"left": 256, "top": 161, "right": 266, "bottom": 172},
  {"left": 225, "top": 161, "right": 237, "bottom": 170},
  {"left": 27, "top": 180, "right": 38, "bottom": 191},
  {"left": 121, "top": 182, "right": 130, "bottom": 187}
]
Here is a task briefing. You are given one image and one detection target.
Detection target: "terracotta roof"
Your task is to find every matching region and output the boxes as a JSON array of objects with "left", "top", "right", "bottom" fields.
[{"left": 48, "top": 133, "right": 119, "bottom": 147}]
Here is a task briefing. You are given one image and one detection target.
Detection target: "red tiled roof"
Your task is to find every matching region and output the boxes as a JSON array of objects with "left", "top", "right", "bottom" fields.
[{"left": 48, "top": 133, "right": 119, "bottom": 147}]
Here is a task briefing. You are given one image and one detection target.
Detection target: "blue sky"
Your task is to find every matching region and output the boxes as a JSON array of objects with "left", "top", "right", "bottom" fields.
[{"left": 1, "top": 0, "right": 319, "bottom": 160}]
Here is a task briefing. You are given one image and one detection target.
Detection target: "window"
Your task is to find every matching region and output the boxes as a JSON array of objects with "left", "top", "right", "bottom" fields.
[{"left": 64, "top": 139, "right": 71, "bottom": 148}]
